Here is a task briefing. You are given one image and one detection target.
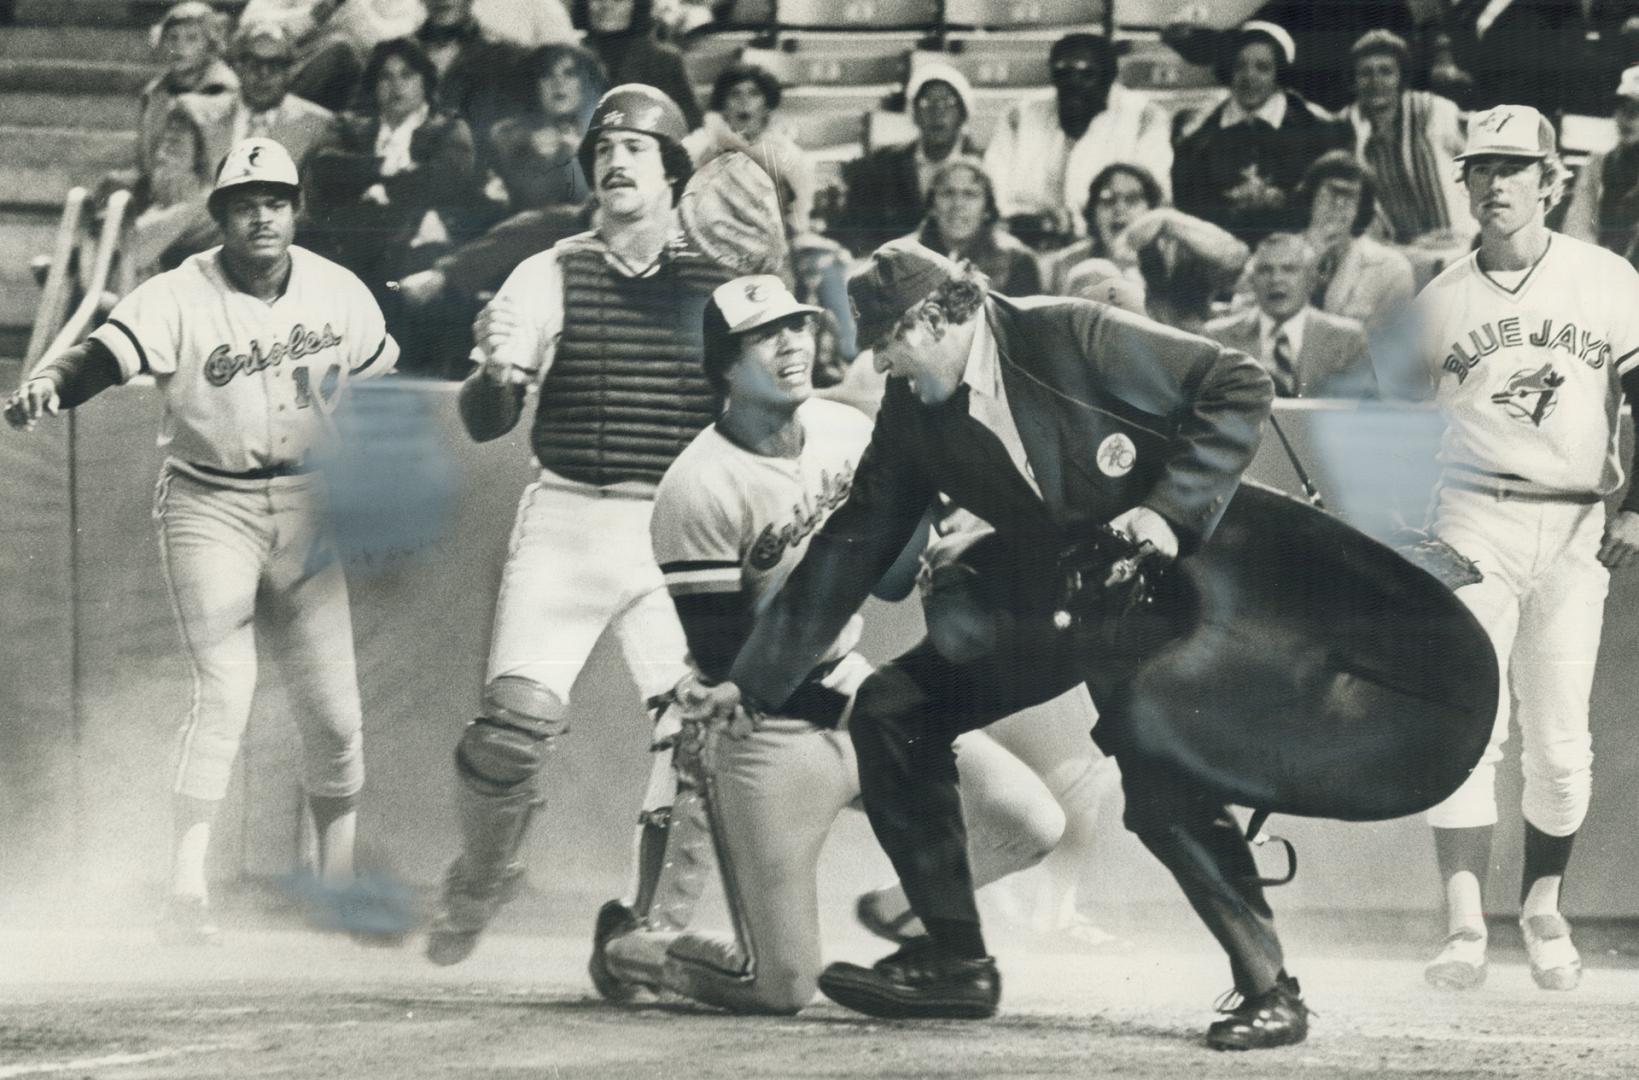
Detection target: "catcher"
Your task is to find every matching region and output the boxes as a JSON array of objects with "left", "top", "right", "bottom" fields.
[{"left": 424, "top": 88, "right": 789, "bottom": 965}]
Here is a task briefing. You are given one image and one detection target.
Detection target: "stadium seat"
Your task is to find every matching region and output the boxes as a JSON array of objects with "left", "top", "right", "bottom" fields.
[
  {"left": 716, "top": 0, "right": 777, "bottom": 26},
  {"left": 742, "top": 42, "right": 911, "bottom": 87},
  {"left": 913, "top": 38, "right": 1048, "bottom": 88},
  {"left": 942, "top": 0, "right": 1105, "bottom": 31},
  {"left": 775, "top": 0, "right": 939, "bottom": 30}
]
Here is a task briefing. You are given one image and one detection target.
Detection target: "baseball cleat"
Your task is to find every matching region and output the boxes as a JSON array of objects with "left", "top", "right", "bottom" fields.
[
  {"left": 424, "top": 857, "right": 524, "bottom": 966},
  {"left": 1206, "top": 974, "right": 1310, "bottom": 1051},
  {"left": 817, "top": 937, "right": 1000, "bottom": 1020},
  {"left": 854, "top": 891, "right": 921, "bottom": 945},
  {"left": 156, "top": 895, "right": 222, "bottom": 947},
  {"left": 588, "top": 900, "right": 645, "bottom": 1002},
  {"left": 1424, "top": 926, "right": 1488, "bottom": 990},
  {"left": 1521, "top": 913, "right": 1581, "bottom": 991}
]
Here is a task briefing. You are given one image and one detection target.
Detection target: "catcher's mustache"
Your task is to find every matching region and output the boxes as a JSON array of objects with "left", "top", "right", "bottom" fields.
[{"left": 601, "top": 172, "right": 635, "bottom": 188}]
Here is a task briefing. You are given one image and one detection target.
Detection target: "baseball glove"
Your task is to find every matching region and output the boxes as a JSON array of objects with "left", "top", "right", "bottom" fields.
[
  {"left": 679, "top": 150, "right": 788, "bottom": 275},
  {"left": 1390, "top": 529, "right": 1483, "bottom": 591}
]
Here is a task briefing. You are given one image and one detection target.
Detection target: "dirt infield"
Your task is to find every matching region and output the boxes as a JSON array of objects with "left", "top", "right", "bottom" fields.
[{"left": 4, "top": 909, "right": 1638, "bottom": 1080}]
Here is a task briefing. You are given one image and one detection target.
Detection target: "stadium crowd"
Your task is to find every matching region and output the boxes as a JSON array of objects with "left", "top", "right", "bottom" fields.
[{"left": 87, "top": 0, "right": 1639, "bottom": 387}]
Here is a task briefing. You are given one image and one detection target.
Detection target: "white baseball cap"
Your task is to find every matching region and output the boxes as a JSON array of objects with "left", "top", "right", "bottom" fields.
[
  {"left": 1617, "top": 65, "right": 1639, "bottom": 101},
  {"left": 1456, "top": 104, "right": 1557, "bottom": 161},
  {"left": 212, "top": 136, "right": 300, "bottom": 197},
  {"left": 711, "top": 275, "right": 821, "bottom": 335}
]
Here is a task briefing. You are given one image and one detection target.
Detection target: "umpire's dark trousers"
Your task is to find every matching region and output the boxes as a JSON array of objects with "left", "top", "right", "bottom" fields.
[{"left": 849, "top": 546, "right": 1286, "bottom": 996}]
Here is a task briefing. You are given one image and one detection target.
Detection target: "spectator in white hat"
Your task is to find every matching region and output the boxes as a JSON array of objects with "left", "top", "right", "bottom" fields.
[
  {"left": 1563, "top": 64, "right": 1639, "bottom": 266},
  {"left": 834, "top": 63, "right": 981, "bottom": 257},
  {"left": 1172, "top": 20, "right": 1350, "bottom": 244}
]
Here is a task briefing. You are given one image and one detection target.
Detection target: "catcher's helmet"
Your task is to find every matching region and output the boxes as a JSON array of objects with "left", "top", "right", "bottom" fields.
[
  {"left": 208, "top": 136, "right": 301, "bottom": 216},
  {"left": 577, "top": 84, "right": 690, "bottom": 189}
]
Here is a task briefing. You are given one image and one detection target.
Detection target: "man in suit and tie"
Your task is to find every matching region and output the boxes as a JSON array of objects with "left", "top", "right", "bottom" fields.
[
  {"left": 676, "top": 241, "right": 1314, "bottom": 1049},
  {"left": 1205, "top": 232, "right": 1377, "bottom": 398}
]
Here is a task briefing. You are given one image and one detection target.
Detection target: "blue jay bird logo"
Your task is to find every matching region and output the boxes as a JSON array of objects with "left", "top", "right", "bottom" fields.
[{"left": 1491, "top": 364, "right": 1565, "bottom": 426}]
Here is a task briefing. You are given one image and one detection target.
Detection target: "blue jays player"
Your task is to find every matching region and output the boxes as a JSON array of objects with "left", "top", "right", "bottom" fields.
[
  {"left": 1386, "top": 106, "right": 1639, "bottom": 992},
  {"left": 587, "top": 275, "right": 1064, "bottom": 1013},
  {"left": 6, "top": 137, "right": 398, "bottom": 943}
]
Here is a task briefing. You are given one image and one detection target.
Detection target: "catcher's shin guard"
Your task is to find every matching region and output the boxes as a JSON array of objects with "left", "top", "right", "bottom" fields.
[
  {"left": 644, "top": 749, "right": 714, "bottom": 933},
  {"left": 427, "top": 679, "right": 561, "bottom": 965}
]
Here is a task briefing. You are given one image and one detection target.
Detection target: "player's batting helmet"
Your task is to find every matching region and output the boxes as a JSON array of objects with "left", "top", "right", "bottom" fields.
[
  {"left": 208, "top": 136, "right": 301, "bottom": 217},
  {"left": 577, "top": 84, "right": 693, "bottom": 199}
]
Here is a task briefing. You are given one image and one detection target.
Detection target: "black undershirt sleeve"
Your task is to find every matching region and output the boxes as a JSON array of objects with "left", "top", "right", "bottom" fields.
[
  {"left": 670, "top": 591, "right": 753, "bottom": 686},
  {"left": 1621, "top": 366, "right": 1639, "bottom": 515},
  {"left": 36, "top": 339, "right": 123, "bottom": 409}
]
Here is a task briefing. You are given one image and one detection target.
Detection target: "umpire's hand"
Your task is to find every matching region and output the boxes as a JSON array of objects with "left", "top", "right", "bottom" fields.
[{"left": 4, "top": 377, "right": 60, "bottom": 432}]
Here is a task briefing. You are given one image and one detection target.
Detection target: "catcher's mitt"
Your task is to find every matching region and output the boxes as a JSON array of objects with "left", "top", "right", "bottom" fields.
[
  {"left": 679, "top": 150, "right": 788, "bottom": 275},
  {"left": 1390, "top": 528, "right": 1483, "bottom": 591}
]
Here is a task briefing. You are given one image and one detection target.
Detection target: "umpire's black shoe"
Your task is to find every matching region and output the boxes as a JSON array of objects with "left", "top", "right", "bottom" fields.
[
  {"left": 818, "top": 937, "right": 1000, "bottom": 1020},
  {"left": 1205, "top": 974, "right": 1310, "bottom": 1051}
]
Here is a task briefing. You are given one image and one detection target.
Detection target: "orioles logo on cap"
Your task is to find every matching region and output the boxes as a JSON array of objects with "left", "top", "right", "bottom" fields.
[
  {"left": 744, "top": 281, "right": 766, "bottom": 303},
  {"left": 1476, "top": 110, "right": 1514, "bottom": 135}
]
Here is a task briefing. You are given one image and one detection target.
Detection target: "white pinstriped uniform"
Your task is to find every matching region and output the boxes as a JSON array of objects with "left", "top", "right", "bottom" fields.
[
  {"left": 1415, "top": 234, "right": 1639, "bottom": 835},
  {"left": 91, "top": 245, "right": 397, "bottom": 800}
]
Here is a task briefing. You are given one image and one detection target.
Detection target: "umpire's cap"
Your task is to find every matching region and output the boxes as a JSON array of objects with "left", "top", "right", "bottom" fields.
[
  {"left": 848, "top": 239, "right": 961, "bottom": 353},
  {"left": 577, "top": 84, "right": 690, "bottom": 185},
  {"left": 208, "top": 136, "right": 301, "bottom": 216}
]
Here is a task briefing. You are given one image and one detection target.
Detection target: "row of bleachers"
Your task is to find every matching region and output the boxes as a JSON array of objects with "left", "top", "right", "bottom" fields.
[{"left": 714, "top": 0, "right": 1105, "bottom": 32}]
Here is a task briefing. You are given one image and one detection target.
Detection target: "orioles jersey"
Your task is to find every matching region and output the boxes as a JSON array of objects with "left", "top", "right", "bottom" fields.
[
  {"left": 651, "top": 397, "right": 874, "bottom": 669},
  {"left": 89, "top": 245, "right": 397, "bottom": 474},
  {"left": 1414, "top": 233, "right": 1639, "bottom": 495}
]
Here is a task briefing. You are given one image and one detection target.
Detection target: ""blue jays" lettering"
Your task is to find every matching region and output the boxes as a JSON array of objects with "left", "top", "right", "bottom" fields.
[{"left": 1441, "top": 316, "right": 1609, "bottom": 382}]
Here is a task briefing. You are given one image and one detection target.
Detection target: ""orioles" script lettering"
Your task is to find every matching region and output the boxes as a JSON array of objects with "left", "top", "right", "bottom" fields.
[
  {"left": 747, "top": 467, "right": 855, "bottom": 571},
  {"left": 204, "top": 323, "right": 344, "bottom": 387}
]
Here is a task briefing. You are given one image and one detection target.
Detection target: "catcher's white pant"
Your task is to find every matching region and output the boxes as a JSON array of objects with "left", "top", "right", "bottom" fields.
[
  {"left": 1425, "top": 483, "right": 1609, "bottom": 836},
  {"left": 486, "top": 471, "right": 689, "bottom": 712},
  {"left": 154, "top": 464, "right": 364, "bottom": 802}
]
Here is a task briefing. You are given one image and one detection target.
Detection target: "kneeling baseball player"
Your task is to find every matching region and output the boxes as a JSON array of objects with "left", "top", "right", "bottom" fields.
[
  {"left": 587, "top": 275, "right": 1067, "bottom": 1014},
  {"left": 5, "top": 138, "right": 398, "bottom": 943}
]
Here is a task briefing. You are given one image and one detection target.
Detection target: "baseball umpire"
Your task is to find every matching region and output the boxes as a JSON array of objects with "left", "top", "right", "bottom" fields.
[
  {"left": 675, "top": 240, "right": 1328, "bottom": 1048},
  {"left": 5, "top": 137, "right": 398, "bottom": 943},
  {"left": 423, "top": 84, "right": 737, "bottom": 966},
  {"left": 1388, "top": 105, "right": 1639, "bottom": 993}
]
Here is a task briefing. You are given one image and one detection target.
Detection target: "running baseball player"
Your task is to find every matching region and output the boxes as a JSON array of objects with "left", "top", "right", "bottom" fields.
[
  {"left": 424, "top": 84, "right": 736, "bottom": 966},
  {"left": 5, "top": 137, "right": 398, "bottom": 944},
  {"left": 1388, "top": 105, "right": 1639, "bottom": 992},
  {"left": 586, "top": 274, "right": 1065, "bottom": 1013}
]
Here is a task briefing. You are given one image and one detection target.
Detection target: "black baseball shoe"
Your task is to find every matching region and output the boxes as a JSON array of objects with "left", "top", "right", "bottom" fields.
[
  {"left": 424, "top": 857, "right": 523, "bottom": 966},
  {"left": 588, "top": 900, "right": 646, "bottom": 1002},
  {"left": 818, "top": 936, "right": 1000, "bottom": 1020},
  {"left": 1206, "top": 973, "right": 1311, "bottom": 1051}
]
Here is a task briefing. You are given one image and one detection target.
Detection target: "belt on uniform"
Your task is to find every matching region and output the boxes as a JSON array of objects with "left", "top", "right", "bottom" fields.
[
  {"left": 777, "top": 657, "right": 851, "bottom": 728},
  {"left": 188, "top": 461, "right": 314, "bottom": 481},
  {"left": 1445, "top": 476, "right": 1599, "bottom": 504}
]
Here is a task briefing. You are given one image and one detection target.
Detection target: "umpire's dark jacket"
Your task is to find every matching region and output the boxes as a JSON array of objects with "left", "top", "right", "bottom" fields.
[{"left": 730, "top": 293, "right": 1274, "bottom": 709}]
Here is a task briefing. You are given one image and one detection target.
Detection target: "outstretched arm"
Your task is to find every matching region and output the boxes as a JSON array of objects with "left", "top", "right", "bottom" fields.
[{"left": 4, "top": 339, "right": 123, "bottom": 431}]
